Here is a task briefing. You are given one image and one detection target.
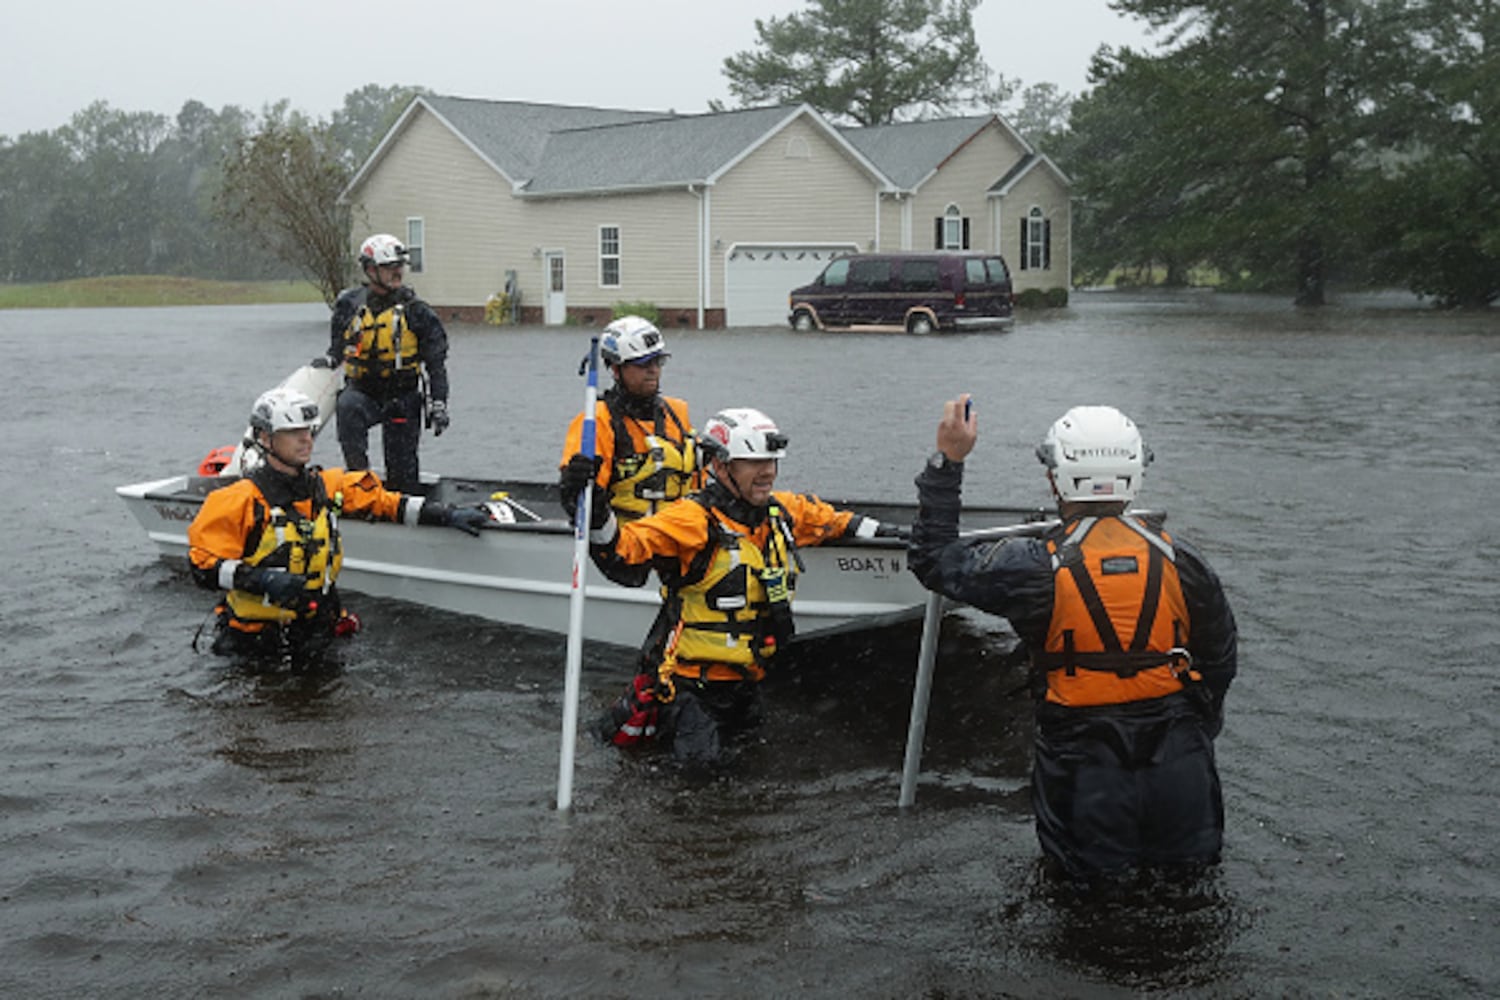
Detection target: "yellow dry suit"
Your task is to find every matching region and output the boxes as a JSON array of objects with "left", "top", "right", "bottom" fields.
[
  {"left": 224, "top": 486, "right": 344, "bottom": 626},
  {"left": 1032, "top": 514, "right": 1198, "bottom": 707},
  {"left": 340, "top": 290, "right": 421, "bottom": 390},
  {"left": 659, "top": 500, "right": 798, "bottom": 688}
]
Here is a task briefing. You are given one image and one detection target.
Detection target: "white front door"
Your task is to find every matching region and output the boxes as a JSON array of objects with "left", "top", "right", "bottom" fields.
[{"left": 544, "top": 252, "right": 566, "bottom": 325}]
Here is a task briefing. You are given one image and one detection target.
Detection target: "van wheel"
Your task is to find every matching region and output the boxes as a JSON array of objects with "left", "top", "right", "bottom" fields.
[
  {"left": 907, "top": 314, "right": 934, "bottom": 335},
  {"left": 791, "top": 309, "right": 817, "bottom": 332}
]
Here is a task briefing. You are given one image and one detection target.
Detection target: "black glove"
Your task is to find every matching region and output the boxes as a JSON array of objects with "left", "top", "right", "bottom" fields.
[
  {"left": 310, "top": 354, "right": 337, "bottom": 370},
  {"left": 417, "top": 500, "right": 488, "bottom": 536},
  {"left": 446, "top": 504, "right": 491, "bottom": 536},
  {"left": 564, "top": 483, "right": 612, "bottom": 530},
  {"left": 559, "top": 453, "right": 603, "bottom": 517},
  {"left": 429, "top": 399, "right": 450, "bottom": 437},
  {"left": 874, "top": 522, "right": 912, "bottom": 540},
  {"left": 237, "top": 565, "right": 306, "bottom": 605}
]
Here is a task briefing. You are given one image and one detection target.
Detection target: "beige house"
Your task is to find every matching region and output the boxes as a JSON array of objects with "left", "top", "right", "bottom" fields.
[{"left": 343, "top": 95, "right": 1071, "bottom": 327}]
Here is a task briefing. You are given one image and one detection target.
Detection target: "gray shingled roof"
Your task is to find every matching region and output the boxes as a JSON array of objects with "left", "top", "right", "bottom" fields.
[
  {"left": 991, "top": 153, "right": 1038, "bottom": 193},
  {"left": 420, "top": 94, "right": 669, "bottom": 184},
  {"left": 839, "top": 115, "right": 999, "bottom": 189},
  {"left": 409, "top": 96, "right": 1025, "bottom": 196},
  {"left": 521, "top": 104, "right": 811, "bottom": 195}
]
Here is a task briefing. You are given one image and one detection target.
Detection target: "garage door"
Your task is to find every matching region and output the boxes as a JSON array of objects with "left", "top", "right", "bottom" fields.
[{"left": 723, "top": 244, "right": 858, "bottom": 327}]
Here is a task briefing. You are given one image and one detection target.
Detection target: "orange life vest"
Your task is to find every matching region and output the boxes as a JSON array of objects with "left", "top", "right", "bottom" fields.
[{"left": 1033, "top": 514, "right": 1198, "bottom": 707}]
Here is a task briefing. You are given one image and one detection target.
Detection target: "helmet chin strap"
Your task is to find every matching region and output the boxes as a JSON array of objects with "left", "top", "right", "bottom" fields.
[
  {"left": 709, "top": 457, "right": 746, "bottom": 502},
  {"left": 366, "top": 264, "right": 396, "bottom": 295},
  {"left": 256, "top": 431, "right": 305, "bottom": 475}
]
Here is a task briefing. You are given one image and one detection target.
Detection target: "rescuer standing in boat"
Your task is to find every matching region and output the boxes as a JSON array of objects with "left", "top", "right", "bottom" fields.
[
  {"left": 908, "top": 398, "right": 1238, "bottom": 880},
  {"left": 188, "top": 387, "right": 489, "bottom": 668},
  {"left": 315, "top": 233, "right": 451, "bottom": 493},
  {"left": 562, "top": 407, "right": 905, "bottom": 765}
]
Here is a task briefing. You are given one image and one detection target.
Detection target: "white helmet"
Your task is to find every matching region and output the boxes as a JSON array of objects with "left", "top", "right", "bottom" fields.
[
  {"left": 358, "top": 233, "right": 409, "bottom": 268},
  {"left": 1036, "top": 405, "right": 1151, "bottom": 503},
  {"left": 700, "top": 408, "right": 788, "bottom": 462},
  {"left": 600, "top": 315, "right": 668, "bottom": 367},
  {"left": 249, "top": 387, "right": 321, "bottom": 436}
]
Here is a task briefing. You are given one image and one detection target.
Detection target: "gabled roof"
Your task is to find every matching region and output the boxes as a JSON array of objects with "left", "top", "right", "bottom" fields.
[
  {"left": 521, "top": 104, "right": 886, "bottom": 196},
  {"left": 839, "top": 114, "right": 1034, "bottom": 191},
  {"left": 345, "top": 95, "right": 668, "bottom": 196},
  {"left": 989, "top": 151, "right": 1073, "bottom": 195},
  {"left": 346, "top": 95, "right": 1053, "bottom": 203}
]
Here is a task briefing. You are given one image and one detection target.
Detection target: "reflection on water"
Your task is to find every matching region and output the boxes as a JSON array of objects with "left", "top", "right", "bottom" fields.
[
  {"left": 989, "top": 862, "right": 1246, "bottom": 992},
  {"left": 170, "top": 662, "right": 358, "bottom": 780}
]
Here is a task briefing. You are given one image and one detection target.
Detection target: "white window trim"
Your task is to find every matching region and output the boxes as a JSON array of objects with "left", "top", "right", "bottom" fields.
[
  {"left": 1026, "top": 206, "right": 1046, "bottom": 270},
  {"left": 598, "top": 224, "right": 621, "bottom": 288},
  {"left": 406, "top": 216, "right": 425, "bottom": 273},
  {"left": 943, "top": 204, "right": 963, "bottom": 250}
]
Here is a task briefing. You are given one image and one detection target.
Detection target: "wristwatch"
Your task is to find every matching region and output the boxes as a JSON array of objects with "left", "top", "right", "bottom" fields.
[{"left": 927, "top": 450, "right": 961, "bottom": 471}]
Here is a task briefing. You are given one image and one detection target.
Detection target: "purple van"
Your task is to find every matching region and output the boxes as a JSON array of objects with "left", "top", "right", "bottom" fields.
[{"left": 788, "top": 252, "right": 1015, "bottom": 334}]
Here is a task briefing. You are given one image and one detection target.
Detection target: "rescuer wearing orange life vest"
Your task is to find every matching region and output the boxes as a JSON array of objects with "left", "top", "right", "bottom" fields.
[
  {"left": 188, "top": 387, "right": 489, "bottom": 668},
  {"left": 558, "top": 315, "right": 698, "bottom": 602},
  {"left": 563, "top": 407, "right": 904, "bottom": 765},
  {"left": 558, "top": 315, "right": 697, "bottom": 530},
  {"left": 908, "top": 399, "right": 1237, "bottom": 879}
]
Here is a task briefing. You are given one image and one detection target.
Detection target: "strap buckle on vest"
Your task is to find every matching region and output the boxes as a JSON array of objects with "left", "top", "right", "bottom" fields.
[{"left": 1166, "top": 646, "right": 1196, "bottom": 681}]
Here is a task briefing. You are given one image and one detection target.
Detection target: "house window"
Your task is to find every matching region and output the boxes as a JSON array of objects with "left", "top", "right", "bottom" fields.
[
  {"left": 934, "top": 204, "right": 969, "bottom": 250},
  {"left": 1020, "top": 206, "right": 1051, "bottom": 271},
  {"left": 599, "top": 225, "right": 620, "bottom": 287},
  {"left": 406, "top": 218, "right": 424, "bottom": 272},
  {"left": 785, "top": 136, "right": 811, "bottom": 159}
]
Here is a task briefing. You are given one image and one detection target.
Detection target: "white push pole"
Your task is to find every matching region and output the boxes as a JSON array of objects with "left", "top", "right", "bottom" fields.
[
  {"left": 897, "top": 518, "right": 1064, "bottom": 808},
  {"left": 898, "top": 590, "right": 946, "bottom": 807},
  {"left": 557, "top": 336, "right": 601, "bottom": 812}
]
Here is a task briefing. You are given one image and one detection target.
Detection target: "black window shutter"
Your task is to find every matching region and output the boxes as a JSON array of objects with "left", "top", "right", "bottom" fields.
[
  {"left": 1018, "top": 220, "right": 1028, "bottom": 270},
  {"left": 934, "top": 218, "right": 943, "bottom": 249},
  {"left": 961, "top": 217, "right": 970, "bottom": 250},
  {"left": 1043, "top": 219, "right": 1052, "bottom": 270}
]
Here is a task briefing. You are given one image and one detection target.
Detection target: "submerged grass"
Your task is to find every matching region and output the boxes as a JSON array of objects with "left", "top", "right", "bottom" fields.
[{"left": 0, "top": 275, "right": 325, "bottom": 309}]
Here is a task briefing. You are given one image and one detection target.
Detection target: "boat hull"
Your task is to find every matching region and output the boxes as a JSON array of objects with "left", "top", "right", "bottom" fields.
[{"left": 116, "top": 474, "right": 1048, "bottom": 649}]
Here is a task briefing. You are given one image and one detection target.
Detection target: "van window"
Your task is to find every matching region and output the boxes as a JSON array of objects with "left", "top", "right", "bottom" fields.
[
  {"left": 985, "top": 257, "right": 1010, "bottom": 285},
  {"left": 900, "top": 259, "right": 941, "bottom": 291},
  {"left": 965, "top": 258, "right": 989, "bottom": 286},
  {"left": 821, "top": 258, "right": 850, "bottom": 287},
  {"left": 849, "top": 258, "right": 892, "bottom": 290}
]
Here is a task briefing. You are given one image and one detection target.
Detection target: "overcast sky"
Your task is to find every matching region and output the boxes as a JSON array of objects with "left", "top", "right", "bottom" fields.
[{"left": 9, "top": 0, "right": 1160, "bottom": 138}]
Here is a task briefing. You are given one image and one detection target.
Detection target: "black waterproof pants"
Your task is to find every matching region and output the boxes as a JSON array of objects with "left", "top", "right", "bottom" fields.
[
  {"left": 1031, "top": 693, "right": 1223, "bottom": 878},
  {"left": 208, "top": 617, "right": 338, "bottom": 672},
  {"left": 659, "top": 681, "right": 765, "bottom": 766},
  {"left": 336, "top": 383, "right": 423, "bottom": 492}
]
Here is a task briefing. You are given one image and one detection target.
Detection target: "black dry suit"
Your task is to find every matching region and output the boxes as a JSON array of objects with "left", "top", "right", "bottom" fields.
[{"left": 909, "top": 458, "right": 1238, "bottom": 877}]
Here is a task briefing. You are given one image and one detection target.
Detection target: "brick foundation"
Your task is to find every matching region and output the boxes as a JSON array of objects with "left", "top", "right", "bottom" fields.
[{"left": 442, "top": 305, "right": 726, "bottom": 329}]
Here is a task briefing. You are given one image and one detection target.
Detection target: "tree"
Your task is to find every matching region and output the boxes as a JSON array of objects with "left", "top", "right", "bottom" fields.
[
  {"left": 720, "top": 0, "right": 1003, "bottom": 125},
  {"left": 1359, "top": 0, "right": 1500, "bottom": 307},
  {"left": 0, "top": 129, "right": 80, "bottom": 281},
  {"left": 326, "top": 84, "right": 428, "bottom": 172},
  {"left": 1073, "top": 0, "right": 1435, "bottom": 304},
  {"left": 216, "top": 103, "right": 352, "bottom": 306},
  {"left": 1006, "top": 82, "right": 1074, "bottom": 148}
]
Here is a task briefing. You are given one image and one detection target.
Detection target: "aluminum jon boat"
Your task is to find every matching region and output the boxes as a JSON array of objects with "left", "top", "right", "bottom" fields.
[{"left": 116, "top": 473, "right": 1051, "bottom": 649}]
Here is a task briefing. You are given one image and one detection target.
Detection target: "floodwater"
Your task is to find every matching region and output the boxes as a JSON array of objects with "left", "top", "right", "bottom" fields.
[{"left": 2, "top": 292, "right": 1497, "bottom": 998}]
